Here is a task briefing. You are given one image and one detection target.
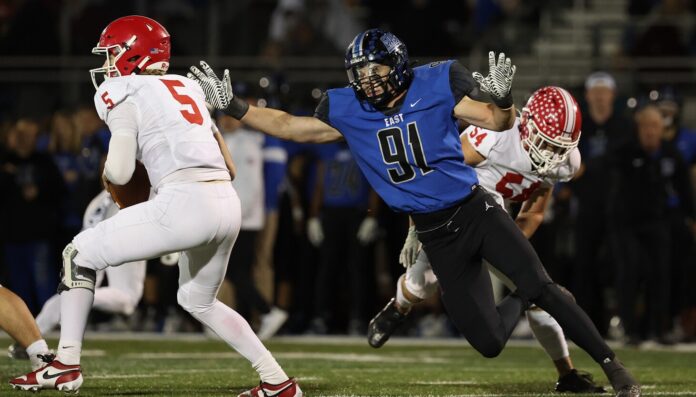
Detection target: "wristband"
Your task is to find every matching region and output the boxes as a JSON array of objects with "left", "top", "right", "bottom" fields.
[
  {"left": 224, "top": 96, "right": 250, "bottom": 120},
  {"left": 493, "top": 91, "right": 513, "bottom": 109}
]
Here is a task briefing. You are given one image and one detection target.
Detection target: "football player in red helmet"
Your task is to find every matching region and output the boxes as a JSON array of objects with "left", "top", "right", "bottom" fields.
[
  {"left": 10, "top": 16, "right": 301, "bottom": 397},
  {"left": 89, "top": 15, "right": 171, "bottom": 89},
  {"left": 520, "top": 86, "right": 582, "bottom": 176}
]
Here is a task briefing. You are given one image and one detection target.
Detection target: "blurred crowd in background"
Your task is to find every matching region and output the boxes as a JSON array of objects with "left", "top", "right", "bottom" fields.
[{"left": 1, "top": 0, "right": 696, "bottom": 346}]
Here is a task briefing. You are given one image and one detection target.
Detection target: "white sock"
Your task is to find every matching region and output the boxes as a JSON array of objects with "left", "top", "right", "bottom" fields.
[
  {"left": 395, "top": 276, "right": 414, "bottom": 311},
  {"left": 56, "top": 288, "right": 94, "bottom": 365},
  {"left": 252, "top": 352, "right": 290, "bottom": 385},
  {"left": 527, "top": 308, "right": 569, "bottom": 361},
  {"left": 35, "top": 294, "right": 62, "bottom": 335},
  {"left": 27, "top": 339, "right": 50, "bottom": 371},
  {"left": 191, "top": 300, "right": 287, "bottom": 381},
  {"left": 57, "top": 341, "right": 82, "bottom": 366}
]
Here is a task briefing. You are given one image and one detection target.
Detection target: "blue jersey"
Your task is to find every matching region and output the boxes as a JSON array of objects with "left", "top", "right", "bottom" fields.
[
  {"left": 320, "top": 60, "right": 478, "bottom": 213},
  {"left": 315, "top": 142, "right": 370, "bottom": 208}
]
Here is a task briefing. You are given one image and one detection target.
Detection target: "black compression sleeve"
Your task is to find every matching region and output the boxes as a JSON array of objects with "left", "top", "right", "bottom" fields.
[
  {"left": 314, "top": 92, "right": 331, "bottom": 125},
  {"left": 449, "top": 61, "right": 477, "bottom": 103}
]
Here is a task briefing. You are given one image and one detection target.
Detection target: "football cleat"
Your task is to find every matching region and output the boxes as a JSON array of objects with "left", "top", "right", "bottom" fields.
[
  {"left": 367, "top": 298, "right": 409, "bottom": 348},
  {"left": 9, "top": 358, "right": 82, "bottom": 393},
  {"left": 601, "top": 358, "right": 640, "bottom": 397},
  {"left": 555, "top": 369, "right": 606, "bottom": 393},
  {"left": 8, "top": 343, "right": 28, "bottom": 360},
  {"left": 238, "top": 378, "right": 302, "bottom": 397},
  {"left": 615, "top": 385, "right": 641, "bottom": 397}
]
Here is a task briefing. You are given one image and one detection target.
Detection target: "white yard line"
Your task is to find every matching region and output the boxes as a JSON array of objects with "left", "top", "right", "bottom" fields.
[{"left": 29, "top": 332, "right": 688, "bottom": 353}]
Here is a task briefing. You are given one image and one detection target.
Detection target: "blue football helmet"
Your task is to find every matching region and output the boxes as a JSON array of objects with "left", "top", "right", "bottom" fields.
[{"left": 345, "top": 29, "right": 412, "bottom": 107}]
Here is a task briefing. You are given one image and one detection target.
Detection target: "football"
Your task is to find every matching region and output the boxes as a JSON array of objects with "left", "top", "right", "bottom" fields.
[{"left": 105, "top": 160, "right": 151, "bottom": 209}]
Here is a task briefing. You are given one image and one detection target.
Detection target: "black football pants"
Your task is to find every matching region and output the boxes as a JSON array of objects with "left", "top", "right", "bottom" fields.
[{"left": 411, "top": 187, "right": 614, "bottom": 362}]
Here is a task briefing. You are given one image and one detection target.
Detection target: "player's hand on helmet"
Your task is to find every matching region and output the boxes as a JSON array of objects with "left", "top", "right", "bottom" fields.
[
  {"left": 187, "top": 61, "right": 249, "bottom": 119},
  {"left": 356, "top": 216, "right": 378, "bottom": 245},
  {"left": 399, "top": 226, "right": 421, "bottom": 268},
  {"left": 307, "top": 217, "right": 324, "bottom": 247},
  {"left": 472, "top": 51, "right": 516, "bottom": 108}
]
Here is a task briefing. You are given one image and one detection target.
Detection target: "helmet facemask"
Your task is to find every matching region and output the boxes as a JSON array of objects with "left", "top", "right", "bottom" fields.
[
  {"left": 520, "top": 109, "right": 580, "bottom": 176},
  {"left": 348, "top": 62, "right": 400, "bottom": 108},
  {"left": 90, "top": 35, "right": 136, "bottom": 89}
]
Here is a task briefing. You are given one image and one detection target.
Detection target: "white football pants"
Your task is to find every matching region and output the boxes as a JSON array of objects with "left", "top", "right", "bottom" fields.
[{"left": 66, "top": 181, "right": 274, "bottom": 364}]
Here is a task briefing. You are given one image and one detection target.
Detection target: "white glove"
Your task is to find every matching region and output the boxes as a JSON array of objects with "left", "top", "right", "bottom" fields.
[
  {"left": 307, "top": 217, "right": 324, "bottom": 247},
  {"left": 356, "top": 217, "right": 378, "bottom": 245},
  {"left": 399, "top": 226, "right": 421, "bottom": 268},
  {"left": 187, "top": 61, "right": 233, "bottom": 110},
  {"left": 472, "top": 51, "right": 516, "bottom": 105}
]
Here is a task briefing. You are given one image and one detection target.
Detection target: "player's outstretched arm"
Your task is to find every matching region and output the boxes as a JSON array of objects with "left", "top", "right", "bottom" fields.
[
  {"left": 242, "top": 105, "right": 342, "bottom": 143},
  {"left": 456, "top": 51, "right": 516, "bottom": 131},
  {"left": 515, "top": 187, "right": 552, "bottom": 238},
  {"left": 211, "top": 124, "right": 236, "bottom": 180},
  {"left": 188, "top": 61, "right": 342, "bottom": 144},
  {"left": 454, "top": 97, "right": 516, "bottom": 132}
]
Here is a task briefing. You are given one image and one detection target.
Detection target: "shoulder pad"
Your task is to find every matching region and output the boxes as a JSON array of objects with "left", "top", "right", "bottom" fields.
[
  {"left": 93, "top": 78, "right": 134, "bottom": 121},
  {"left": 462, "top": 125, "right": 497, "bottom": 157}
]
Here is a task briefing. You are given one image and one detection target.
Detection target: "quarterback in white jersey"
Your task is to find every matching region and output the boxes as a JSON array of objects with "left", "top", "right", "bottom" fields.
[
  {"left": 11, "top": 16, "right": 301, "bottom": 397},
  {"left": 369, "top": 87, "right": 604, "bottom": 394},
  {"left": 33, "top": 190, "right": 146, "bottom": 336}
]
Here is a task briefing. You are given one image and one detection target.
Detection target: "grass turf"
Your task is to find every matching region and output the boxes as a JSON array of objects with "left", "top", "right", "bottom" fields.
[{"left": 2, "top": 336, "right": 695, "bottom": 396}]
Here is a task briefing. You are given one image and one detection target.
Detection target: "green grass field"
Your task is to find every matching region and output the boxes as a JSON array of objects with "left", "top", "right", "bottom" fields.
[{"left": 2, "top": 335, "right": 696, "bottom": 396}]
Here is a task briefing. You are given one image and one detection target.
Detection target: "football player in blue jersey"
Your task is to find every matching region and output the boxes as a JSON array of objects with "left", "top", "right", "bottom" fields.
[{"left": 189, "top": 29, "right": 640, "bottom": 397}]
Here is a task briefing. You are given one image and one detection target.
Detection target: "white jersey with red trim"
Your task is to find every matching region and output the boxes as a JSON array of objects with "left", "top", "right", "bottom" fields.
[
  {"left": 93, "top": 74, "right": 227, "bottom": 187},
  {"left": 462, "top": 118, "right": 580, "bottom": 207}
]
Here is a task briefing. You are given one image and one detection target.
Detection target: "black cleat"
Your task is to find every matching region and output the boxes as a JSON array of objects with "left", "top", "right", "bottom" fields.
[
  {"left": 7, "top": 343, "right": 28, "bottom": 360},
  {"left": 601, "top": 358, "right": 640, "bottom": 397},
  {"left": 555, "top": 369, "right": 606, "bottom": 393},
  {"left": 615, "top": 385, "right": 641, "bottom": 397},
  {"left": 367, "top": 298, "right": 408, "bottom": 348}
]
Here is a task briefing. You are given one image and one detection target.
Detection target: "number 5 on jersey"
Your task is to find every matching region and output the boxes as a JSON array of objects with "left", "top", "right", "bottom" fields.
[
  {"left": 160, "top": 79, "right": 203, "bottom": 125},
  {"left": 378, "top": 122, "right": 432, "bottom": 184}
]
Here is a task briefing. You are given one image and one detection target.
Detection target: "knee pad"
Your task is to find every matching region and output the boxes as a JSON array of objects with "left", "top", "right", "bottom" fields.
[
  {"left": 57, "top": 243, "right": 96, "bottom": 294},
  {"left": 404, "top": 254, "right": 439, "bottom": 300},
  {"left": 177, "top": 283, "right": 215, "bottom": 315}
]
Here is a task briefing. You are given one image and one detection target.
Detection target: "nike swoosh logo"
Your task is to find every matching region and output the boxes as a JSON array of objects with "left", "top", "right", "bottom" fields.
[
  {"left": 265, "top": 382, "right": 293, "bottom": 396},
  {"left": 410, "top": 98, "right": 422, "bottom": 107},
  {"left": 42, "top": 369, "right": 79, "bottom": 380}
]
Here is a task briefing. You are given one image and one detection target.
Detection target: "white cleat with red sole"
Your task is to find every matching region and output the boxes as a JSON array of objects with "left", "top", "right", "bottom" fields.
[
  {"left": 10, "top": 359, "right": 82, "bottom": 393},
  {"left": 238, "top": 378, "right": 302, "bottom": 397}
]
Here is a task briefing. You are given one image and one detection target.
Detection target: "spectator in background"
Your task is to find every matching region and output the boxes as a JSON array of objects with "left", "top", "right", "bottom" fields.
[
  {"left": 218, "top": 94, "right": 288, "bottom": 340},
  {"left": 624, "top": 0, "right": 691, "bottom": 85},
  {"left": 570, "top": 72, "right": 634, "bottom": 336},
  {"left": 266, "top": 0, "right": 362, "bottom": 56},
  {"left": 608, "top": 105, "right": 695, "bottom": 345},
  {"left": 263, "top": 0, "right": 339, "bottom": 59},
  {"left": 0, "top": 117, "right": 64, "bottom": 313},
  {"left": 48, "top": 110, "right": 95, "bottom": 251},
  {"left": 306, "top": 142, "right": 379, "bottom": 335},
  {"left": 255, "top": 136, "right": 291, "bottom": 326},
  {"left": 369, "top": 0, "right": 472, "bottom": 57},
  {"left": 653, "top": 88, "right": 696, "bottom": 342},
  {"left": 71, "top": 104, "right": 109, "bottom": 195}
]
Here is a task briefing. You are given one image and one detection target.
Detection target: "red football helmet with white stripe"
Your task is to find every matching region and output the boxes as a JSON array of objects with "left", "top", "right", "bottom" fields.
[
  {"left": 520, "top": 86, "right": 582, "bottom": 175},
  {"left": 89, "top": 15, "right": 171, "bottom": 89}
]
